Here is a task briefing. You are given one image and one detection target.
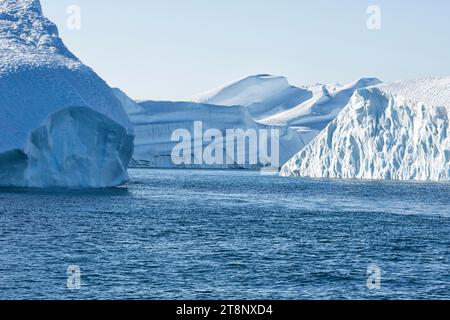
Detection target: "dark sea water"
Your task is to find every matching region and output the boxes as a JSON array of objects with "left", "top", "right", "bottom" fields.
[{"left": 0, "top": 169, "right": 449, "bottom": 300}]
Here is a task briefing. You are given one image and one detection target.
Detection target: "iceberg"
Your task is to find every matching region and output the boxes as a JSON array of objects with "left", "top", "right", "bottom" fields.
[
  {"left": 120, "top": 75, "right": 379, "bottom": 170},
  {"left": 281, "top": 77, "right": 450, "bottom": 181},
  {"left": 193, "top": 74, "right": 381, "bottom": 144},
  {"left": 114, "top": 88, "right": 305, "bottom": 169},
  {"left": 0, "top": 0, "right": 134, "bottom": 188},
  {"left": 260, "top": 78, "right": 382, "bottom": 130},
  {"left": 192, "top": 74, "right": 313, "bottom": 121}
]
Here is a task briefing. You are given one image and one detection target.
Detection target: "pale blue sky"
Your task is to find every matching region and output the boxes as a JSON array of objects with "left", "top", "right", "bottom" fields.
[{"left": 40, "top": 0, "right": 450, "bottom": 100}]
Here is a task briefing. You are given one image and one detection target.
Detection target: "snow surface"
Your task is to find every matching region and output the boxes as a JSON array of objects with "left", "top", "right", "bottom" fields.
[
  {"left": 193, "top": 74, "right": 313, "bottom": 120},
  {"left": 0, "top": 107, "right": 134, "bottom": 188},
  {"left": 193, "top": 74, "right": 381, "bottom": 144},
  {"left": 281, "top": 77, "right": 450, "bottom": 181},
  {"left": 0, "top": 0, "right": 133, "bottom": 188},
  {"left": 126, "top": 75, "right": 380, "bottom": 170},
  {"left": 114, "top": 88, "right": 306, "bottom": 169}
]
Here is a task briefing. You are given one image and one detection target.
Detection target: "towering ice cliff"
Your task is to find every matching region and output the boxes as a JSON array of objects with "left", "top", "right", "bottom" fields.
[
  {"left": 0, "top": 0, "right": 133, "bottom": 188},
  {"left": 114, "top": 87, "right": 305, "bottom": 169},
  {"left": 281, "top": 78, "right": 450, "bottom": 181}
]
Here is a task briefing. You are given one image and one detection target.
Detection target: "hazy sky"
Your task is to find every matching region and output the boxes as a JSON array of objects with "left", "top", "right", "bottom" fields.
[{"left": 40, "top": 0, "right": 450, "bottom": 100}]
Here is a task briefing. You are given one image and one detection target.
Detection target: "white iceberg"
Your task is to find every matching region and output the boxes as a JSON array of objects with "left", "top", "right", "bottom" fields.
[
  {"left": 114, "top": 87, "right": 305, "bottom": 169},
  {"left": 192, "top": 74, "right": 313, "bottom": 121},
  {"left": 121, "top": 74, "right": 379, "bottom": 170},
  {"left": 281, "top": 77, "right": 450, "bottom": 181},
  {"left": 0, "top": 0, "right": 133, "bottom": 188},
  {"left": 193, "top": 74, "right": 381, "bottom": 144}
]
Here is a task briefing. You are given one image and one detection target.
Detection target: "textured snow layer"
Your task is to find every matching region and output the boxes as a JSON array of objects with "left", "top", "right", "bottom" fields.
[
  {"left": 281, "top": 78, "right": 450, "bottom": 181},
  {"left": 0, "top": 0, "right": 133, "bottom": 188},
  {"left": 114, "top": 88, "right": 306, "bottom": 168}
]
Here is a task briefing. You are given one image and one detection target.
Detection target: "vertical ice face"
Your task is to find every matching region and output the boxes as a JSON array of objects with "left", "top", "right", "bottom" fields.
[
  {"left": 113, "top": 90, "right": 306, "bottom": 169},
  {"left": 281, "top": 78, "right": 450, "bottom": 181},
  {"left": 0, "top": 0, "right": 134, "bottom": 188},
  {"left": 24, "top": 107, "right": 134, "bottom": 188}
]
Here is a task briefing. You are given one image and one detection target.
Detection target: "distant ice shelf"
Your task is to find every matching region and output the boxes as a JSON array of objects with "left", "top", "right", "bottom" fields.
[
  {"left": 114, "top": 88, "right": 306, "bottom": 169},
  {"left": 123, "top": 75, "right": 379, "bottom": 169}
]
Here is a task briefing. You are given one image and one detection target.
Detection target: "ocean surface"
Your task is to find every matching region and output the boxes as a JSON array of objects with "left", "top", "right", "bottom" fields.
[{"left": 0, "top": 169, "right": 449, "bottom": 300}]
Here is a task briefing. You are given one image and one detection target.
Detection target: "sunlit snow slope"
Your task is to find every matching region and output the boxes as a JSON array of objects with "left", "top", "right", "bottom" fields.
[
  {"left": 124, "top": 75, "right": 379, "bottom": 169},
  {"left": 193, "top": 74, "right": 312, "bottom": 120},
  {"left": 193, "top": 74, "right": 381, "bottom": 144}
]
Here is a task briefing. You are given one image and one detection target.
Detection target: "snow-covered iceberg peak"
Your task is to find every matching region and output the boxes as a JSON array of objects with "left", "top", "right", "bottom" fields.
[
  {"left": 0, "top": 0, "right": 42, "bottom": 15},
  {"left": 281, "top": 77, "right": 450, "bottom": 181},
  {"left": 117, "top": 91, "right": 306, "bottom": 169},
  {"left": 261, "top": 77, "right": 382, "bottom": 130},
  {"left": 193, "top": 74, "right": 312, "bottom": 120},
  {"left": 0, "top": 0, "right": 134, "bottom": 188},
  {"left": 0, "top": 0, "right": 77, "bottom": 63},
  {"left": 193, "top": 74, "right": 291, "bottom": 106}
]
